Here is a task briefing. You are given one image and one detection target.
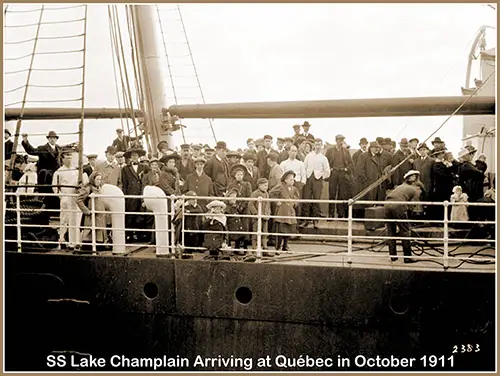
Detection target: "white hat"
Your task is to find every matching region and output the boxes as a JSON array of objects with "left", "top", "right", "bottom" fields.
[
  {"left": 206, "top": 200, "right": 226, "bottom": 210},
  {"left": 27, "top": 155, "right": 39, "bottom": 163},
  {"left": 403, "top": 170, "right": 420, "bottom": 180},
  {"left": 458, "top": 148, "right": 475, "bottom": 159}
]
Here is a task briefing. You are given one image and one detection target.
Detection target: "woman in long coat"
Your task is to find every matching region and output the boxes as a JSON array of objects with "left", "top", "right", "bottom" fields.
[
  {"left": 76, "top": 171, "right": 107, "bottom": 247},
  {"left": 269, "top": 170, "right": 300, "bottom": 252}
]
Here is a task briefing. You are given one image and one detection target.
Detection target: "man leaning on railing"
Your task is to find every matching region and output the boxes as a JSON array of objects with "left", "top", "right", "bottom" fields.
[{"left": 384, "top": 170, "right": 422, "bottom": 264}]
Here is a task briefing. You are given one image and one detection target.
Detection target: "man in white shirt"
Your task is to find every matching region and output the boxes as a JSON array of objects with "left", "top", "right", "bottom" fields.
[
  {"left": 301, "top": 139, "right": 330, "bottom": 228},
  {"left": 280, "top": 145, "right": 306, "bottom": 193},
  {"left": 52, "top": 149, "right": 87, "bottom": 250}
]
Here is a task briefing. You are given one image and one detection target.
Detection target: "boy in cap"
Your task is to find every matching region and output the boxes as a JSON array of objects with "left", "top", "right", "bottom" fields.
[
  {"left": 96, "top": 146, "right": 119, "bottom": 186},
  {"left": 384, "top": 170, "right": 422, "bottom": 263},
  {"left": 225, "top": 188, "right": 248, "bottom": 252},
  {"left": 276, "top": 137, "right": 289, "bottom": 164},
  {"left": 248, "top": 178, "right": 271, "bottom": 252},
  {"left": 202, "top": 200, "right": 228, "bottom": 260},
  {"left": 267, "top": 152, "right": 284, "bottom": 189},
  {"left": 83, "top": 153, "right": 98, "bottom": 178},
  {"left": 242, "top": 152, "right": 260, "bottom": 190},
  {"left": 269, "top": 170, "right": 300, "bottom": 252},
  {"left": 173, "top": 191, "right": 204, "bottom": 257},
  {"left": 246, "top": 138, "right": 257, "bottom": 154}
]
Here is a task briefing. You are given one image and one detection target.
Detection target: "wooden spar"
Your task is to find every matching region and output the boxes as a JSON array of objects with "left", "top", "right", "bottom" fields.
[
  {"left": 132, "top": 5, "right": 172, "bottom": 152},
  {"left": 166, "top": 96, "right": 495, "bottom": 119},
  {"left": 4, "top": 96, "right": 495, "bottom": 121}
]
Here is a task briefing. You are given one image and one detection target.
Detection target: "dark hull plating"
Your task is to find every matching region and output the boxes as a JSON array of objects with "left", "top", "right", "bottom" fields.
[{"left": 5, "top": 252, "right": 495, "bottom": 371}]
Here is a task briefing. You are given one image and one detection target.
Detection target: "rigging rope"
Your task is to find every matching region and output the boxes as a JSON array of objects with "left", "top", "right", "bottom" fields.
[
  {"left": 8, "top": 5, "right": 45, "bottom": 185},
  {"left": 352, "top": 69, "right": 496, "bottom": 204}
]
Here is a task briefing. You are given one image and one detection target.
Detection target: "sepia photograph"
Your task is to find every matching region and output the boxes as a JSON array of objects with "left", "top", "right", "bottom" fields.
[{"left": 3, "top": 2, "right": 497, "bottom": 372}]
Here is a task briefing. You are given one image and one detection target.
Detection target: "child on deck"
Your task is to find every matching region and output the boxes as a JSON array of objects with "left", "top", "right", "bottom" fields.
[
  {"left": 269, "top": 170, "right": 300, "bottom": 253},
  {"left": 450, "top": 185, "right": 469, "bottom": 227},
  {"left": 202, "top": 200, "right": 228, "bottom": 260},
  {"left": 225, "top": 188, "right": 248, "bottom": 253},
  {"left": 248, "top": 178, "right": 271, "bottom": 255},
  {"left": 173, "top": 191, "right": 204, "bottom": 258}
]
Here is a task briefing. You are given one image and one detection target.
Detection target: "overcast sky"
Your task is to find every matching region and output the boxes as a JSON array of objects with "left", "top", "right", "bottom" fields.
[{"left": 4, "top": 3, "right": 496, "bottom": 157}]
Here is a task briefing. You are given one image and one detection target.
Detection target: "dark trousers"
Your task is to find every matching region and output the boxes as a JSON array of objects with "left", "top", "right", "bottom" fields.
[
  {"left": 384, "top": 204, "right": 412, "bottom": 257},
  {"left": 302, "top": 176, "right": 323, "bottom": 220},
  {"left": 294, "top": 181, "right": 305, "bottom": 216},
  {"left": 328, "top": 171, "right": 352, "bottom": 218}
]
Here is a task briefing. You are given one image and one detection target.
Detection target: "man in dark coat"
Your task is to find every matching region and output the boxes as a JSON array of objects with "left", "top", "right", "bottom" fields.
[
  {"left": 242, "top": 152, "right": 260, "bottom": 190},
  {"left": 325, "top": 134, "right": 354, "bottom": 218},
  {"left": 457, "top": 147, "right": 485, "bottom": 202},
  {"left": 430, "top": 137, "right": 445, "bottom": 155},
  {"left": 111, "top": 128, "right": 130, "bottom": 153},
  {"left": 356, "top": 141, "right": 388, "bottom": 201},
  {"left": 301, "top": 121, "right": 315, "bottom": 141},
  {"left": 83, "top": 154, "right": 98, "bottom": 178},
  {"left": 291, "top": 124, "right": 302, "bottom": 142},
  {"left": 430, "top": 147, "right": 455, "bottom": 220},
  {"left": 277, "top": 137, "right": 289, "bottom": 164},
  {"left": 391, "top": 138, "right": 413, "bottom": 187},
  {"left": 204, "top": 141, "right": 229, "bottom": 197},
  {"left": 413, "top": 142, "right": 435, "bottom": 201},
  {"left": 177, "top": 144, "right": 195, "bottom": 182},
  {"left": 352, "top": 137, "right": 368, "bottom": 166},
  {"left": 4, "top": 128, "right": 13, "bottom": 161},
  {"left": 121, "top": 147, "right": 148, "bottom": 242},
  {"left": 255, "top": 135, "right": 276, "bottom": 179},
  {"left": 21, "top": 130, "right": 62, "bottom": 215},
  {"left": 184, "top": 156, "right": 214, "bottom": 210}
]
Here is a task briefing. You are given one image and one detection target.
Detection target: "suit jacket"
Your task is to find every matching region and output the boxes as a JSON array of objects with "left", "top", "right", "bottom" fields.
[
  {"left": 184, "top": 171, "right": 214, "bottom": 209},
  {"left": 325, "top": 146, "right": 354, "bottom": 175},
  {"left": 204, "top": 156, "right": 229, "bottom": 196},
  {"left": 121, "top": 163, "right": 147, "bottom": 196},
  {"left": 357, "top": 152, "right": 387, "bottom": 201},
  {"left": 301, "top": 132, "right": 315, "bottom": 141},
  {"left": 351, "top": 149, "right": 366, "bottom": 166},
  {"left": 391, "top": 149, "right": 413, "bottom": 187},
  {"left": 255, "top": 149, "right": 277, "bottom": 179},
  {"left": 96, "top": 161, "right": 121, "bottom": 187},
  {"left": 177, "top": 158, "right": 196, "bottom": 181},
  {"left": 243, "top": 166, "right": 260, "bottom": 191},
  {"left": 413, "top": 157, "right": 435, "bottom": 201},
  {"left": 21, "top": 140, "right": 61, "bottom": 184},
  {"left": 5, "top": 139, "right": 13, "bottom": 160}
]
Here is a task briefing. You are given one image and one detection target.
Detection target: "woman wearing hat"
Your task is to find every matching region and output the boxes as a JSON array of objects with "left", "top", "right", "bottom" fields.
[
  {"left": 159, "top": 152, "right": 181, "bottom": 196},
  {"left": 269, "top": 170, "right": 300, "bottom": 252},
  {"left": 384, "top": 170, "right": 422, "bottom": 263}
]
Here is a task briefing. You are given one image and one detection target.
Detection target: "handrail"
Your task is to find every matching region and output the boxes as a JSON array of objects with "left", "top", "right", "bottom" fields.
[{"left": 4, "top": 191, "right": 495, "bottom": 271}]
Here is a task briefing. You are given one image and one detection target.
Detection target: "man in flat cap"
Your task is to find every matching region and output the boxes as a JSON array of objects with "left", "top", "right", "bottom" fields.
[
  {"left": 246, "top": 138, "right": 257, "bottom": 155},
  {"left": 112, "top": 128, "right": 130, "bottom": 153},
  {"left": 276, "top": 137, "right": 289, "bottom": 164},
  {"left": 96, "top": 146, "right": 121, "bottom": 187},
  {"left": 21, "top": 130, "right": 63, "bottom": 216},
  {"left": 292, "top": 124, "right": 302, "bottom": 142},
  {"left": 83, "top": 153, "right": 98, "bottom": 178},
  {"left": 255, "top": 135, "right": 276, "bottom": 179},
  {"left": 325, "top": 134, "right": 354, "bottom": 218},
  {"left": 301, "top": 121, "right": 315, "bottom": 141},
  {"left": 391, "top": 138, "right": 413, "bottom": 187},
  {"left": 191, "top": 144, "right": 203, "bottom": 159},
  {"left": 184, "top": 156, "right": 214, "bottom": 211},
  {"left": 204, "top": 141, "right": 230, "bottom": 197},
  {"left": 178, "top": 143, "right": 195, "bottom": 184}
]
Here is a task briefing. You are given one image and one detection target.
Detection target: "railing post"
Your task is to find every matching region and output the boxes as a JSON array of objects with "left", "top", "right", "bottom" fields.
[
  {"left": 181, "top": 195, "right": 186, "bottom": 254},
  {"left": 443, "top": 200, "right": 449, "bottom": 269},
  {"left": 91, "top": 194, "right": 97, "bottom": 255},
  {"left": 15, "top": 190, "right": 22, "bottom": 253},
  {"left": 347, "top": 199, "right": 353, "bottom": 264},
  {"left": 256, "top": 196, "right": 263, "bottom": 259},
  {"left": 170, "top": 197, "right": 176, "bottom": 257}
]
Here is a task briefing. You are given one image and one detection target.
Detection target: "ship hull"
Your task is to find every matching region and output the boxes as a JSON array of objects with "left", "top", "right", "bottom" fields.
[{"left": 5, "top": 252, "right": 495, "bottom": 371}]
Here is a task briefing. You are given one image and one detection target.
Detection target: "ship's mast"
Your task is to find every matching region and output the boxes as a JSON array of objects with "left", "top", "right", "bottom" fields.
[{"left": 131, "top": 5, "right": 173, "bottom": 152}]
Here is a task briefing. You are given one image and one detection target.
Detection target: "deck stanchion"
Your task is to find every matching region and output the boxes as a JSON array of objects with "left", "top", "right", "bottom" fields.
[
  {"left": 170, "top": 197, "right": 176, "bottom": 257},
  {"left": 181, "top": 195, "right": 186, "bottom": 255},
  {"left": 257, "top": 197, "right": 263, "bottom": 259},
  {"left": 15, "top": 191, "right": 22, "bottom": 253},
  {"left": 443, "top": 201, "right": 449, "bottom": 269},
  {"left": 91, "top": 194, "right": 97, "bottom": 255},
  {"left": 347, "top": 199, "right": 353, "bottom": 264}
]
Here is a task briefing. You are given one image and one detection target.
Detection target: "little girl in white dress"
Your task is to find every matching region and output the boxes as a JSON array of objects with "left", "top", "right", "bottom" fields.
[{"left": 450, "top": 185, "right": 469, "bottom": 223}]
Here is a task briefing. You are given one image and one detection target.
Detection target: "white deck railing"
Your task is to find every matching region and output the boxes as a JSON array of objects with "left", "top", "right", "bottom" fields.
[{"left": 4, "top": 190, "right": 496, "bottom": 271}]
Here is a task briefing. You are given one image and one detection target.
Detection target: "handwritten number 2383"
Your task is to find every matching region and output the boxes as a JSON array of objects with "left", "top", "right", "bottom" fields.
[{"left": 452, "top": 344, "right": 480, "bottom": 353}]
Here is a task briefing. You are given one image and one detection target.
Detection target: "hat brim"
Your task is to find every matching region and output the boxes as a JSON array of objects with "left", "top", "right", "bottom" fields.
[
  {"left": 46, "top": 135, "right": 59, "bottom": 139},
  {"left": 124, "top": 149, "right": 146, "bottom": 158}
]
